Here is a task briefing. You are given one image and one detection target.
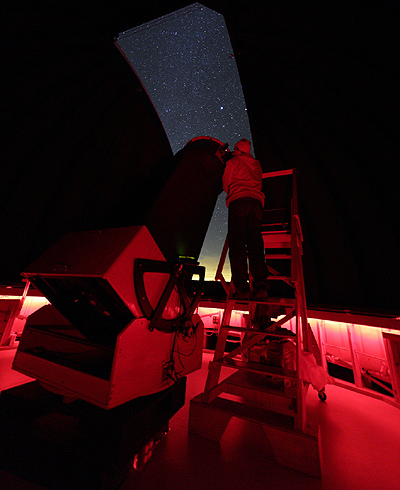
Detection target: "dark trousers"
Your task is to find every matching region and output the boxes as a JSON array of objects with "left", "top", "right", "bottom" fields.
[{"left": 228, "top": 198, "right": 269, "bottom": 291}]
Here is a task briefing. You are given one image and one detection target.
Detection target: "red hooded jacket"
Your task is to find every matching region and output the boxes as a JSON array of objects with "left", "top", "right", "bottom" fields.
[{"left": 222, "top": 151, "right": 265, "bottom": 207}]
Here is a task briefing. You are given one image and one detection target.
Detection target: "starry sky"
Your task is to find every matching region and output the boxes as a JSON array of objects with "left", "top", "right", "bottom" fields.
[{"left": 116, "top": 2, "right": 253, "bottom": 280}]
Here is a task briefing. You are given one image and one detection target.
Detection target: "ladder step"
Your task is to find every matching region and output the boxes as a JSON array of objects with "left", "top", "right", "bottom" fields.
[
  {"left": 221, "top": 325, "right": 296, "bottom": 339},
  {"left": 191, "top": 393, "right": 296, "bottom": 431},
  {"left": 268, "top": 275, "right": 292, "bottom": 281},
  {"left": 265, "top": 254, "right": 291, "bottom": 259},
  {"left": 262, "top": 231, "right": 291, "bottom": 249},
  {"left": 212, "top": 357, "right": 298, "bottom": 380},
  {"left": 262, "top": 230, "right": 290, "bottom": 235},
  {"left": 262, "top": 224, "right": 289, "bottom": 230}
]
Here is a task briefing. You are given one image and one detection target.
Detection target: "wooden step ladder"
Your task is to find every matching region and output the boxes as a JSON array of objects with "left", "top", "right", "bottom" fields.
[{"left": 189, "top": 169, "right": 321, "bottom": 477}]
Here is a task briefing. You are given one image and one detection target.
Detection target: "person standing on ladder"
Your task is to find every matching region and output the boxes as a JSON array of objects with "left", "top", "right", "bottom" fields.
[{"left": 223, "top": 138, "right": 269, "bottom": 301}]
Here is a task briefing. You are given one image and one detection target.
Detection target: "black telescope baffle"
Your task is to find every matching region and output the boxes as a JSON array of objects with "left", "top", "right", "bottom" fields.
[{"left": 145, "top": 136, "right": 227, "bottom": 263}]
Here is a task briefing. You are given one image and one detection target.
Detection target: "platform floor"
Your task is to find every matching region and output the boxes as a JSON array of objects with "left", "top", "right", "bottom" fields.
[{"left": 1, "top": 349, "right": 400, "bottom": 490}]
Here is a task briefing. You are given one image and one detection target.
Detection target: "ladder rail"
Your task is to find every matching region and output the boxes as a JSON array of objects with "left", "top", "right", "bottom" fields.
[
  {"left": 202, "top": 292, "right": 235, "bottom": 403},
  {"left": 214, "top": 236, "right": 229, "bottom": 293}
]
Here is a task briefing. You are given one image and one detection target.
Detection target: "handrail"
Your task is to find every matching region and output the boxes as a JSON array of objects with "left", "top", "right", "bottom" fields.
[
  {"left": 0, "top": 280, "right": 30, "bottom": 347},
  {"left": 293, "top": 214, "right": 304, "bottom": 254},
  {"left": 262, "top": 169, "right": 294, "bottom": 179}
]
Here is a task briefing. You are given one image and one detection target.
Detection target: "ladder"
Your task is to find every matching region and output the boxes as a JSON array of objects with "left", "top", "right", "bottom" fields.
[{"left": 189, "top": 169, "right": 321, "bottom": 477}]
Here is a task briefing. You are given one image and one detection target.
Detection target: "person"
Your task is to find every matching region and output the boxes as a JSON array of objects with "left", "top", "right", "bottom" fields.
[{"left": 222, "top": 138, "right": 269, "bottom": 300}]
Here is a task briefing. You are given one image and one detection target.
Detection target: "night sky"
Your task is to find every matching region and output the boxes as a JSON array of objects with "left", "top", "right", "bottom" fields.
[{"left": 116, "top": 3, "right": 253, "bottom": 279}]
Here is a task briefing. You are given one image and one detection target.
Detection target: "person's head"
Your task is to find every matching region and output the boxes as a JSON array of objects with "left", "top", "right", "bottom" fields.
[{"left": 234, "top": 138, "right": 251, "bottom": 155}]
